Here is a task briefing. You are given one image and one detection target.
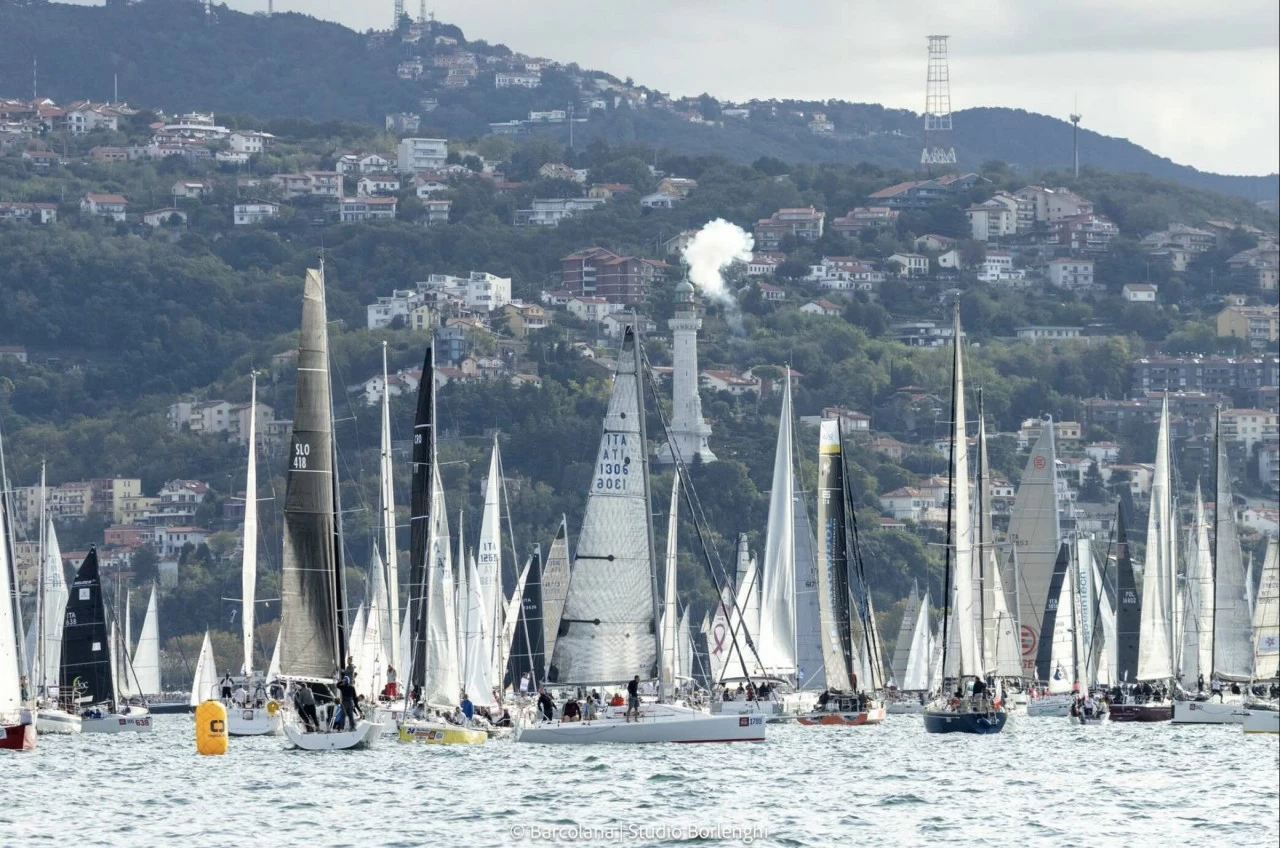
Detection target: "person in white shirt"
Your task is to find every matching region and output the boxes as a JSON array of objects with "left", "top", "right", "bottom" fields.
[{"left": 232, "top": 686, "right": 248, "bottom": 707}]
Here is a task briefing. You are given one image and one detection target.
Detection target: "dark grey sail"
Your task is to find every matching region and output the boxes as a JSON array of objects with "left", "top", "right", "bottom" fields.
[
  {"left": 1035, "top": 543, "right": 1071, "bottom": 684},
  {"left": 815, "top": 420, "right": 855, "bottom": 691},
  {"left": 1113, "top": 503, "right": 1141, "bottom": 683},
  {"left": 508, "top": 546, "right": 546, "bottom": 690},
  {"left": 540, "top": 518, "right": 571, "bottom": 671},
  {"left": 278, "top": 267, "right": 345, "bottom": 681},
  {"left": 60, "top": 548, "right": 113, "bottom": 706},
  {"left": 407, "top": 345, "right": 435, "bottom": 694}
]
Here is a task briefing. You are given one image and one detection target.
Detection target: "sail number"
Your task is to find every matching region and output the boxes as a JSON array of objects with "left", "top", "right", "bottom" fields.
[
  {"left": 596, "top": 439, "right": 630, "bottom": 491},
  {"left": 292, "top": 441, "right": 312, "bottom": 470}
]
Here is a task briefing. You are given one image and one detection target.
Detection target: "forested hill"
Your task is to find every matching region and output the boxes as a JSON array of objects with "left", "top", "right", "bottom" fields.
[{"left": 1, "top": 0, "right": 1275, "bottom": 201}]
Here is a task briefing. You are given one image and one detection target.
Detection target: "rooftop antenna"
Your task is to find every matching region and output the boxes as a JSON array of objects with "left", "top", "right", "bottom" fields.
[
  {"left": 921, "top": 35, "right": 956, "bottom": 169},
  {"left": 1069, "top": 95, "right": 1083, "bottom": 179}
]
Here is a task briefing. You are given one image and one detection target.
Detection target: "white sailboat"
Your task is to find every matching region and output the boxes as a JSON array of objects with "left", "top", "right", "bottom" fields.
[
  {"left": 477, "top": 439, "right": 505, "bottom": 689},
  {"left": 31, "top": 475, "right": 78, "bottom": 734},
  {"left": 1243, "top": 537, "right": 1278, "bottom": 734},
  {"left": 130, "top": 583, "right": 161, "bottom": 698},
  {"left": 278, "top": 265, "right": 381, "bottom": 750},
  {"left": 1005, "top": 421, "right": 1061, "bottom": 681},
  {"left": 1, "top": 480, "right": 36, "bottom": 749},
  {"left": 1027, "top": 544, "right": 1085, "bottom": 717},
  {"left": 522, "top": 322, "right": 763, "bottom": 744},
  {"left": 189, "top": 630, "right": 219, "bottom": 707},
  {"left": 888, "top": 590, "right": 935, "bottom": 714}
]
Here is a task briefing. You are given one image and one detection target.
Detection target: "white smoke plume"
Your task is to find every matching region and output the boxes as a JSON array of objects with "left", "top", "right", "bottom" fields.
[{"left": 682, "top": 218, "right": 753, "bottom": 334}]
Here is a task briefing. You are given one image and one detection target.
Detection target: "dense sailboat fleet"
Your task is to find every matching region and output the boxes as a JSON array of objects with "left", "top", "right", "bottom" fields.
[{"left": 3, "top": 272, "right": 1278, "bottom": 751}]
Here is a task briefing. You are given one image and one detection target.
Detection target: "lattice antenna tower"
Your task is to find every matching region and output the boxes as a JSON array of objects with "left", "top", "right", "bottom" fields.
[
  {"left": 419, "top": 1, "right": 428, "bottom": 25},
  {"left": 394, "top": 0, "right": 405, "bottom": 28},
  {"left": 921, "top": 35, "right": 956, "bottom": 167},
  {"left": 1069, "top": 95, "right": 1083, "bottom": 178}
]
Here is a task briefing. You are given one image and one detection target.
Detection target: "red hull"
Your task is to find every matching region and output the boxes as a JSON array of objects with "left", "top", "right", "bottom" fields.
[
  {"left": 2, "top": 722, "right": 37, "bottom": 750},
  {"left": 1109, "top": 704, "right": 1172, "bottom": 723}
]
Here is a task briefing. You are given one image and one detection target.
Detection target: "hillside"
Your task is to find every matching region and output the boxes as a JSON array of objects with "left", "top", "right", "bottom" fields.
[{"left": 1, "top": 0, "right": 1275, "bottom": 201}]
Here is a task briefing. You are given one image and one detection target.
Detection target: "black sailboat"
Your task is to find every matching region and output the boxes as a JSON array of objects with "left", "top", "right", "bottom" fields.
[
  {"left": 507, "top": 546, "right": 546, "bottom": 691},
  {"left": 406, "top": 345, "right": 434, "bottom": 707},
  {"left": 1113, "top": 503, "right": 1141, "bottom": 684}
]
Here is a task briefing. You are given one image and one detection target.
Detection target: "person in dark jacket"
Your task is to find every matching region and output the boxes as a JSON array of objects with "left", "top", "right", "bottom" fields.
[
  {"left": 537, "top": 687, "right": 556, "bottom": 722},
  {"left": 337, "top": 677, "right": 359, "bottom": 730},
  {"left": 626, "top": 675, "right": 641, "bottom": 722},
  {"left": 295, "top": 684, "right": 319, "bottom": 732}
]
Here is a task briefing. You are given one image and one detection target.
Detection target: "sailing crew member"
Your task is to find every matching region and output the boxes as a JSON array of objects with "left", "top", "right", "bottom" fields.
[
  {"left": 220, "top": 673, "right": 235, "bottom": 702},
  {"left": 1210, "top": 676, "right": 1223, "bottom": 702},
  {"left": 519, "top": 671, "right": 533, "bottom": 698},
  {"left": 232, "top": 685, "right": 248, "bottom": 707},
  {"left": 295, "top": 684, "right": 319, "bottom": 732},
  {"left": 537, "top": 687, "right": 556, "bottom": 722},
  {"left": 338, "top": 676, "right": 359, "bottom": 731},
  {"left": 583, "top": 696, "right": 598, "bottom": 721},
  {"left": 344, "top": 656, "right": 358, "bottom": 682},
  {"left": 384, "top": 665, "right": 398, "bottom": 700},
  {"left": 460, "top": 692, "right": 475, "bottom": 723},
  {"left": 562, "top": 695, "right": 582, "bottom": 722},
  {"left": 626, "top": 675, "right": 641, "bottom": 722},
  {"left": 1197, "top": 673, "right": 1205, "bottom": 693}
]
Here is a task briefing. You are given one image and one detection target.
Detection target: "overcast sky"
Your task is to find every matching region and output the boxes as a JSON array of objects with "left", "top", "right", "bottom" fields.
[{"left": 82, "top": 0, "right": 1280, "bottom": 174}]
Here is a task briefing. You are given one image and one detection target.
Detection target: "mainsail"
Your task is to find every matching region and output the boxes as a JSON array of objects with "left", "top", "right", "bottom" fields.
[
  {"left": 976, "top": 401, "right": 1021, "bottom": 677},
  {"left": 1182, "top": 484, "right": 1213, "bottom": 685},
  {"left": 1212, "top": 414, "right": 1253, "bottom": 681},
  {"left": 1005, "top": 423, "right": 1060, "bottom": 678},
  {"left": 540, "top": 518, "right": 571, "bottom": 668},
  {"left": 507, "top": 547, "right": 546, "bottom": 692},
  {"left": 793, "top": 482, "right": 825, "bottom": 689},
  {"left": 460, "top": 552, "right": 494, "bottom": 703},
  {"left": 477, "top": 438, "right": 503, "bottom": 687},
  {"left": 1251, "top": 537, "right": 1278, "bottom": 680},
  {"left": 60, "top": 549, "right": 113, "bottom": 707},
  {"left": 902, "top": 590, "right": 933, "bottom": 691},
  {"left": 1113, "top": 503, "right": 1141, "bottom": 682},
  {"left": 278, "top": 267, "right": 345, "bottom": 681},
  {"left": 549, "top": 327, "right": 657, "bottom": 684},
  {"left": 189, "top": 630, "right": 218, "bottom": 707},
  {"left": 131, "top": 583, "right": 161, "bottom": 696},
  {"left": 1088, "top": 551, "right": 1116, "bottom": 686},
  {"left": 757, "top": 374, "right": 797, "bottom": 676},
  {"left": 891, "top": 581, "right": 920, "bottom": 688},
  {"left": 946, "top": 306, "right": 981, "bottom": 679},
  {"left": 34, "top": 513, "right": 68, "bottom": 700},
  {"left": 422, "top": 464, "right": 458, "bottom": 707},
  {"left": 0, "top": 496, "right": 21, "bottom": 718},
  {"left": 360, "top": 549, "right": 386, "bottom": 700},
  {"left": 377, "top": 344, "right": 400, "bottom": 670},
  {"left": 815, "top": 420, "right": 855, "bottom": 691},
  {"left": 1137, "top": 396, "right": 1175, "bottom": 682},
  {"left": 241, "top": 374, "right": 259, "bottom": 677}
]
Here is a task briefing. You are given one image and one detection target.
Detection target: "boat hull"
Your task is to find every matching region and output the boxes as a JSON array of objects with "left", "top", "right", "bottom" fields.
[
  {"left": 923, "top": 708, "right": 1009, "bottom": 735},
  {"left": 1243, "top": 708, "right": 1279, "bottom": 734},
  {"left": 283, "top": 719, "right": 382, "bottom": 750},
  {"left": 397, "top": 721, "right": 487, "bottom": 745},
  {"left": 375, "top": 700, "right": 411, "bottom": 734},
  {"left": 35, "top": 708, "right": 81, "bottom": 734},
  {"left": 796, "top": 706, "right": 886, "bottom": 726},
  {"left": 227, "top": 706, "right": 284, "bottom": 736},
  {"left": 1108, "top": 703, "right": 1172, "bottom": 723},
  {"left": 1, "top": 721, "right": 36, "bottom": 750},
  {"left": 886, "top": 700, "right": 926, "bottom": 715},
  {"left": 1026, "top": 697, "right": 1074, "bottom": 717},
  {"left": 518, "top": 705, "right": 765, "bottom": 745},
  {"left": 1171, "top": 700, "right": 1247, "bottom": 725},
  {"left": 1069, "top": 712, "right": 1108, "bottom": 725},
  {"left": 80, "top": 709, "right": 153, "bottom": 734},
  {"left": 148, "top": 702, "right": 194, "bottom": 715}
]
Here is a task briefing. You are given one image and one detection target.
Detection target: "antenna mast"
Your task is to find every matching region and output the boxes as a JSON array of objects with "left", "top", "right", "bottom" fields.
[
  {"left": 921, "top": 35, "right": 956, "bottom": 168},
  {"left": 1069, "top": 96, "right": 1083, "bottom": 179}
]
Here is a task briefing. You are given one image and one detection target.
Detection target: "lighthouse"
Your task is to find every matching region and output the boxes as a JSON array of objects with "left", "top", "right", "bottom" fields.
[{"left": 656, "top": 276, "right": 716, "bottom": 465}]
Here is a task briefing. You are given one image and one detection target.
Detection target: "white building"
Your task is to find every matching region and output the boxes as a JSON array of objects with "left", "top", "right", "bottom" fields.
[
  {"left": 463, "top": 272, "right": 512, "bottom": 312},
  {"left": 566, "top": 296, "right": 621, "bottom": 323},
  {"left": 396, "top": 138, "right": 448, "bottom": 174},
  {"left": 879, "top": 487, "right": 935, "bottom": 522},
  {"left": 357, "top": 174, "right": 401, "bottom": 196},
  {"left": 495, "top": 73, "right": 541, "bottom": 88},
  {"left": 966, "top": 193, "right": 1019, "bottom": 242},
  {"left": 1046, "top": 257, "right": 1095, "bottom": 290},
  {"left": 1122, "top": 283, "right": 1158, "bottom": 303},
  {"left": 233, "top": 201, "right": 280, "bottom": 226},
  {"left": 339, "top": 197, "right": 397, "bottom": 222},
  {"left": 975, "top": 251, "right": 1025, "bottom": 284},
  {"left": 228, "top": 131, "right": 273, "bottom": 154},
  {"left": 640, "top": 191, "right": 682, "bottom": 209},
  {"left": 367, "top": 290, "right": 419, "bottom": 329},
  {"left": 80, "top": 192, "right": 128, "bottom": 221},
  {"left": 423, "top": 199, "right": 452, "bottom": 225},
  {"left": 514, "top": 197, "right": 606, "bottom": 226},
  {"left": 656, "top": 279, "right": 716, "bottom": 464},
  {"left": 1016, "top": 326, "right": 1083, "bottom": 342}
]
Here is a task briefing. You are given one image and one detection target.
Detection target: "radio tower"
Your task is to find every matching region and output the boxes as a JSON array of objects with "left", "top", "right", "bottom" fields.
[
  {"left": 394, "top": 0, "right": 404, "bottom": 27},
  {"left": 921, "top": 35, "right": 956, "bottom": 167},
  {"left": 1069, "top": 96, "right": 1082, "bottom": 178}
]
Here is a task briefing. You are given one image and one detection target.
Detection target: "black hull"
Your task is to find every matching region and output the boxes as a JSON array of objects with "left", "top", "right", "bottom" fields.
[
  {"left": 924, "top": 709, "right": 1008, "bottom": 735},
  {"left": 148, "top": 703, "right": 194, "bottom": 715},
  {"left": 1109, "top": 703, "right": 1172, "bottom": 723}
]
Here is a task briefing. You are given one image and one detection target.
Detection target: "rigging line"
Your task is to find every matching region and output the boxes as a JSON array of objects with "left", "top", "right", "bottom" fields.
[
  {"left": 839, "top": 420, "right": 884, "bottom": 690},
  {"left": 640, "top": 348, "right": 765, "bottom": 682}
]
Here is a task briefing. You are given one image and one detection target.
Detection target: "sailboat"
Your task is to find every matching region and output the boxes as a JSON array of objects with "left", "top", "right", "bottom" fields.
[
  {"left": 521, "top": 324, "right": 763, "bottom": 744},
  {"left": 1, "top": 487, "right": 35, "bottom": 749},
  {"left": 1173, "top": 412, "right": 1255, "bottom": 724},
  {"left": 130, "top": 583, "right": 161, "bottom": 700},
  {"left": 975, "top": 394, "right": 1022, "bottom": 687},
  {"left": 227, "top": 374, "right": 284, "bottom": 735},
  {"left": 1242, "top": 536, "right": 1278, "bottom": 734},
  {"left": 923, "top": 305, "right": 1007, "bottom": 735},
  {"left": 890, "top": 587, "right": 936, "bottom": 714},
  {"left": 60, "top": 548, "right": 152, "bottom": 733},
  {"left": 796, "top": 419, "right": 886, "bottom": 727},
  {"left": 30, "top": 472, "right": 79, "bottom": 734},
  {"left": 1005, "top": 420, "right": 1061, "bottom": 687},
  {"left": 1111, "top": 396, "right": 1177, "bottom": 723},
  {"left": 1026, "top": 543, "right": 1094, "bottom": 719},
  {"left": 189, "top": 630, "right": 219, "bottom": 708},
  {"left": 540, "top": 517, "right": 571, "bottom": 672},
  {"left": 278, "top": 265, "right": 381, "bottom": 751}
]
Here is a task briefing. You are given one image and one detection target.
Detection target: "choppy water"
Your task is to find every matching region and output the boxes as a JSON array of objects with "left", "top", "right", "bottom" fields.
[{"left": 3, "top": 715, "right": 1277, "bottom": 846}]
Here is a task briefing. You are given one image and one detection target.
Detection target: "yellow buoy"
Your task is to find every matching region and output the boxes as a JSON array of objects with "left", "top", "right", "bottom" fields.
[{"left": 195, "top": 700, "right": 228, "bottom": 756}]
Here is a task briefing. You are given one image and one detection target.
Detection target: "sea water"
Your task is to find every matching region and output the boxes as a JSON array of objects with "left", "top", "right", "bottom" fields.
[{"left": 2, "top": 716, "right": 1276, "bottom": 846}]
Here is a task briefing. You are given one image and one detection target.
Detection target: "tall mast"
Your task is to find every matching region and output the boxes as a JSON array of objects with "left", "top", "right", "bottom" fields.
[
  {"left": 242, "top": 373, "right": 258, "bottom": 677},
  {"left": 36, "top": 461, "right": 47, "bottom": 695},
  {"left": 379, "top": 341, "right": 399, "bottom": 667},
  {"left": 635, "top": 326, "right": 661, "bottom": 681},
  {"left": 1211, "top": 407, "right": 1219, "bottom": 678}
]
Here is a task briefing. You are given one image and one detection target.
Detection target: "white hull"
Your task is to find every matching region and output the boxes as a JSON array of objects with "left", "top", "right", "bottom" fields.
[
  {"left": 81, "top": 708, "right": 153, "bottom": 734},
  {"left": 1243, "top": 708, "right": 1279, "bottom": 734},
  {"left": 1171, "top": 699, "right": 1248, "bottom": 725},
  {"left": 375, "top": 700, "right": 411, "bottom": 734},
  {"left": 518, "top": 703, "right": 765, "bottom": 745},
  {"left": 283, "top": 719, "right": 382, "bottom": 750},
  {"left": 886, "top": 700, "right": 926, "bottom": 715},
  {"left": 35, "top": 708, "right": 81, "bottom": 735},
  {"left": 227, "top": 706, "right": 284, "bottom": 736},
  {"left": 1026, "top": 697, "right": 1074, "bottom": 717}
]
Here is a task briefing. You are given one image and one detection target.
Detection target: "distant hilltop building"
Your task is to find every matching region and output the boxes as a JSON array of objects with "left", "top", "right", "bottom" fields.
[{"left": 656, "top": 277, "right": 716, "bottom": 465}]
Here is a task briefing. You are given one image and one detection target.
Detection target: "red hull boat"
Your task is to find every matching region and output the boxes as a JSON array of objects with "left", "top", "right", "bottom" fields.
[{"left": 2, "top": 722, "right": 37, "bottom": 750}]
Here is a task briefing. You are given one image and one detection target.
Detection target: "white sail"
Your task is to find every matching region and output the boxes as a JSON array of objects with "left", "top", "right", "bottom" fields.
[
  {"left": 242, "top": 374, "right": 259, "bottom": 677},
  {"left": 758, "top": 375, "right": 797, "bottom": 676},
  {"left": 0, "top": 497, "right": 21, "bottom": 717},
  {"left": 396, "top": 603, "right": 410, "bottom": 681},
  {"left": 1089, "top": 554, "right": 1116, "bottom": 686},
  {"left": 722, "top": 544, "right": 763, "bottom": 680},
  {"left": 267, "top": 628, "right": 281, "bottom": 681},
  {"left": 540, "top": 519, "right": 571, "bottom": 666},
  {"left": 131, "top": 583, "right": 161, "bottom": 696},
  {"left": 903, "top": 591, "right": 933, "bottom": 691},
  {"left": 549, "top": 329, "right": 656, "bottom": 684},
  {"left": 977, "top": 407, "right": 1021, "bottom": 678},
  {"left": 1138, "top": 396, "right": 1175, "bottom": 681},
  {"left": 659, "top": 475, "right": 680, "bottom": 692},
  {"left": 504, "top": 555, "right": 532, "bottom": 671},
  {"left": 1251, "top": 537, "right": 1278, "bottom": 680},
  {"left": 378, "top": 344, "right": 400, "bottom": 671},
  {"left": 948, "top": 307, "right": 982, "bottom": 679},
  {"left": 677, "top": 608, "right": 693, "bottom": 683},
  {"left": 189, "top": 630, "right": 219, "bottom": 707},
  {"left": 348, "top": 603, "right": 366, "bottom": 675},
  {"left": 891, "top": 582, "right": 920, "bottom": 688},
  {"left": 111, "top": 621, "right": 130, "bottom": 699},
  {"left": 423, "top": 465, "right": 459, "bottom": 708},
  {"left": 460, "top": 553, "right": 495, "bottom": 706},
  {"left": 36, "top": 516, "right": 68, "bottom": 699},
  {"left": 1212, "top": 417, "right": 1253, "bottom": 681},
  {"left": 1005, "top": 424, "right": 1060, "bottom": 678},
  {"left": 705, "top": 586, "right": 733, "bottom": 685},
  {"left": 1182, "top": 485, "right": 1213, "bottom": 684},
  {"left": 360, "top": 550, "right": 385, "bottom": 701},
  {"left": 477, "top": 439, "right": 503, "bottom": 686},
  {"left": 1045, "top": 553, "right": 1079, "bottom": 695}
]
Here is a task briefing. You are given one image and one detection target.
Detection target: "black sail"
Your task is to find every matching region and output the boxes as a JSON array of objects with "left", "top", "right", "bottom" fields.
[
  {"left": 1113, "top": 503, "right": 1141, "bottom": 683},
  {"left": 278, "top": 267, "right": 343, "bottom": 680},
  {"left": 1035, "top": 542, "right": 1072, "bottom": 683},
  {"left": 508, "top": 547, "right": 546, "bottom": 690},
  {"left": 407, "top": 346, "right": 434, "bottom": 692},
  {"left": 60, "top": 548, "right": 113, "bottom": 706},
  {"left": 815, "top": 421, "right": 855, "bottom": 690}
]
